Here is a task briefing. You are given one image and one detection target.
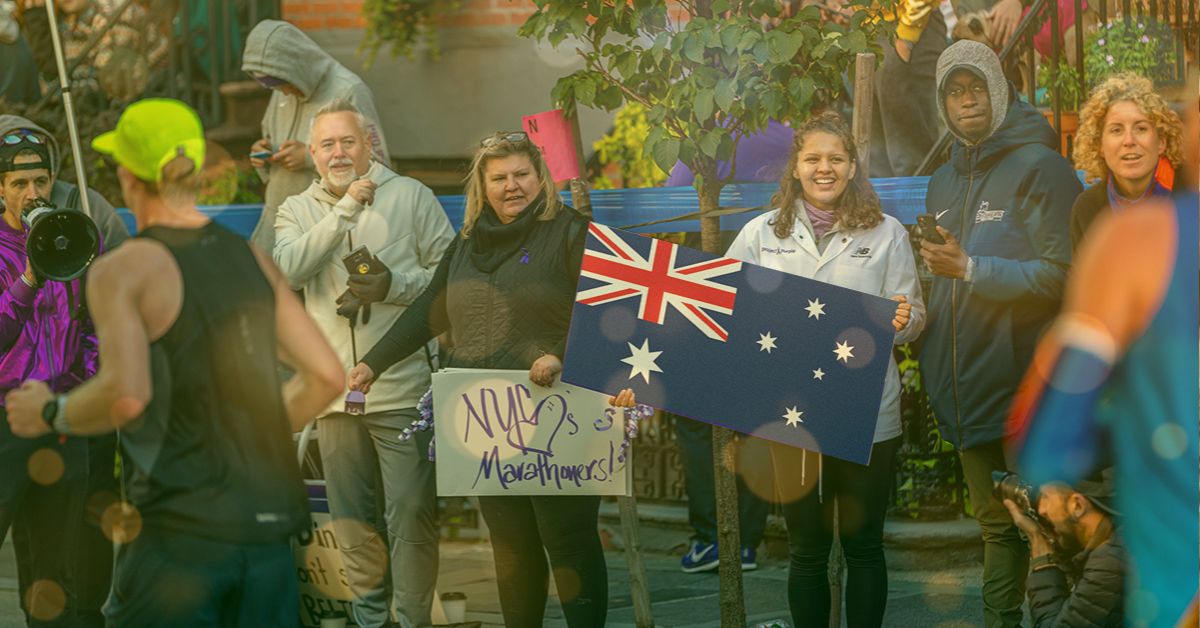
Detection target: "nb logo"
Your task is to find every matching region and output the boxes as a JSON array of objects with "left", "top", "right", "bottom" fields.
[{"left": 849, "top": 247, "right": 872, "bottom": 258}]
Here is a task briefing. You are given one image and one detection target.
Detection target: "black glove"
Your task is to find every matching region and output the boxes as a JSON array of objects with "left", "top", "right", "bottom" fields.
[
  {"left": 336, "top": 289, "right": 372, "bottom": 326},
  {"left": 347, "top": 256, "right": 391, "bottom": 304}
]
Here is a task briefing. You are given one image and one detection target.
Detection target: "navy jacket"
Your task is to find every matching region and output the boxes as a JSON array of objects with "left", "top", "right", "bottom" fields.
[{"left": 920, "top": 97, "right": 1078, "bottom": 449}]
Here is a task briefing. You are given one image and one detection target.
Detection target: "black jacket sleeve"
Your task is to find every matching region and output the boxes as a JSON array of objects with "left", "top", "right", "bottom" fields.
[
  {"left": 19, "top": 9, "right": 59, "bottom": 79},
  {"left": 548, "top": 212, "right": 591, "bottom": 359},
  {"left": 1027, "top": 538, "right": 1125, "bottom": 627},
  {"left": 361, "top": 237, "right": 457, "bottom": 375},
  {"left": 1069, "top": 183, "right": 1108, "bottom": 254}
]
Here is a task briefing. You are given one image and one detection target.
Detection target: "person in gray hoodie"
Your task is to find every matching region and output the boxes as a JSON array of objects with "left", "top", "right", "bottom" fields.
[
  {"left": 0, "top": 114, "right": 128, "bottom": 627},
  {"left": 916, "top": 40, "right": 1078, "bottom": 628},
  {"left": 241, "top": 19, "right": 388, "bottom": 254}
]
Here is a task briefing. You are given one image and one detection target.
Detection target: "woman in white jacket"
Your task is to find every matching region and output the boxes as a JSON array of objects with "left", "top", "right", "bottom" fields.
[{"left": 727, "top": 111, "right": 925, "bottom": 627}]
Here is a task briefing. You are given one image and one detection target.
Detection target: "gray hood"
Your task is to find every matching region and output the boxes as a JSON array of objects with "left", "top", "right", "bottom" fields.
[
  {"left": 0, "top": 1, "right": 18, "bottom": 45},
  {"left": 0, "top": 115, "right": 64, "bottom": 174},
  {"left": 935, "top": 40, "right": 1010, "bottom": 146},
  {"left": 241, "top": 20, "right": 336, "bottom": 101}
]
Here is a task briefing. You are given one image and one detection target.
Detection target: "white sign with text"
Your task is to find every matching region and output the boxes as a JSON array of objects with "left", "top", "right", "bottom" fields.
[{"left": 433, "top": 369, "right": 631, "bottom": 496}]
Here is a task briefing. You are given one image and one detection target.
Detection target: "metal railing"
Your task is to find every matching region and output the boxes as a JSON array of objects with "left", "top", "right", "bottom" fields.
[
  {"left": 153, "top": 0, "right": 281, "bottom": 125},
  {"left": 25, "top": 0, "right": 279, "bottom": 126}
]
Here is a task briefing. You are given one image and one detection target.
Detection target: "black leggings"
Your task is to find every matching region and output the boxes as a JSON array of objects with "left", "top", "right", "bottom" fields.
[
  {"left": 770, "top": 437, "right": 900, "bottom": 628},
  {"left": 478, "top": 494, "right": 607, "bottom": 628}
]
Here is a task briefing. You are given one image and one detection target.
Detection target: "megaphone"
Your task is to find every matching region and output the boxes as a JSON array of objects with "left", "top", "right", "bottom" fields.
[{"left": 22, "top": 197, "right": 100, "bottom": 282}]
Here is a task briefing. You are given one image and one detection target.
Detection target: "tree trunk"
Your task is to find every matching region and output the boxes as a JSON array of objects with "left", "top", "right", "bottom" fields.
[
  {"left": 697, "top": 176, "right": 745, "bottom": 627},
  {"left": 697, "top": 177, "right": 723, "bottom": 261},
  {"left": 712, "top": 426, "right": 746, "bottom": 628}
]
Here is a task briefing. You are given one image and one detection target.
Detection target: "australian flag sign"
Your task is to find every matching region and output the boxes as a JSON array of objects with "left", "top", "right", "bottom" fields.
[{"left": 561, "top": 224, "right": 897, "bottom": 465}]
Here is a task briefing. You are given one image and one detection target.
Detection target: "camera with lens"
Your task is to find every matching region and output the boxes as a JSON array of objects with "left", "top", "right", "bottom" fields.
[
  {"left": 22, "top": 197, "right": 100, "bottom": 282},
  {"left": 993, "top": 470, "right": 1066, "bottom": 551},
  {"left": 992, "top": 470, "right": 1040, "bottom": 518}
]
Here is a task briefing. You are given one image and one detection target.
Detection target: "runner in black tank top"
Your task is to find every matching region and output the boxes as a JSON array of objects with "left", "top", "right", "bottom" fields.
[
  {"left": 4, "top": 99, "right": 343, "bottom": 628},
  {"left": 97, "top": 222, "right": 316, "bottom": 626},
  {"left": 127, "top": 222, "right": 309, "bottom": 543}
]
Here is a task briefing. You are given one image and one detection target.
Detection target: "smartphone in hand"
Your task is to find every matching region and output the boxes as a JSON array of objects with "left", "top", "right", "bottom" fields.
[
  {"left": 917, "top": 214, "right": 946, "bottom": 245},
  {"left": 249, "top": 150, "right": 273, "bottom": 160}
]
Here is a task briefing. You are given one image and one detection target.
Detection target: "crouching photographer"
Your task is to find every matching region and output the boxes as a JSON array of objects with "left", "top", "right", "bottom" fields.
[
  {"left": 997, "top": 469, "right": 1125, "bottom": 627},
  {"left": 0, "top": 131, "right": 101, "bottom": 626}
]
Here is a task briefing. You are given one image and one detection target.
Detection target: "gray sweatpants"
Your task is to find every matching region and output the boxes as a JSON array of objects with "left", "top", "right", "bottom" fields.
[{"left": 319, "top": 409, "right": 438, "bottom": 628}]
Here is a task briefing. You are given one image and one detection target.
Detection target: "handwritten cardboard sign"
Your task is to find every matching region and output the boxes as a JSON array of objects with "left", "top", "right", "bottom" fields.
[
  {"left": 293, "top": 480, "right": 357, "bottom": 627},
  {"left": 294, "top": 480, "right": 454, "bottom": 626},
  {"left": 433, "top": 369, "right": 630, "bottom": 496},
  {"left": 522, "top": 109, "right": 582, "bottom": 182}
]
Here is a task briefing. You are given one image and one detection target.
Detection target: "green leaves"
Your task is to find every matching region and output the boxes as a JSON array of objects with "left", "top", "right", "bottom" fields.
[
  {"left": 715, "top": 78, "right": 736, "bottom": 111},
  {"left": 650, "top": 135, "right": 681, "bottom": 173},
  {"left": 694, "top": 88, "right": 715, "bottom": 122},
  {"left": 698, "top": 128, "right": 723, "bottom": 158},
  {"left": 520, "top": 0, "right": 886, "bottom": 196}
]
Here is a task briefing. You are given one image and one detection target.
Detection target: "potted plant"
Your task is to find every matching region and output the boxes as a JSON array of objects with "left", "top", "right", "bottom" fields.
[{"left": 1037, "top": 19, "right": 1177, "bottom": 155}]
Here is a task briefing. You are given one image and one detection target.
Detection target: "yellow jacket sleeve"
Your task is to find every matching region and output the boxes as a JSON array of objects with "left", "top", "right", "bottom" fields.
[{"left": 892, "top": 0, "right": 940, "bottom": 43}]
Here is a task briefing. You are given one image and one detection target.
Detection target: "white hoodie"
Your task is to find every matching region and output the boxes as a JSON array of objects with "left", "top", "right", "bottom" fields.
[{"left": 274, "top": 161, "right": 455, "bottom": 418}]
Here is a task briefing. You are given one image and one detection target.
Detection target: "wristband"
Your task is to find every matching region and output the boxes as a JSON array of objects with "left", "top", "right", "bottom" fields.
[
  {"left": 52, "top": 395, "right": 69, "bottom": 435},
  {"left": 1030, "top": 554, "right": 1060, "bottom": 572},
  {"left": 19, "top": 272, "right": 40, "bottom": 289}
]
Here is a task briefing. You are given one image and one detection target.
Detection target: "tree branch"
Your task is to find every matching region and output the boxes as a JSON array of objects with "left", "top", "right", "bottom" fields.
[
  {"left": 576, "top": 49, "right": 691, "bottom": 141},
  {"left": 577, "top": 49, "right": 653, "bottom": 109}
]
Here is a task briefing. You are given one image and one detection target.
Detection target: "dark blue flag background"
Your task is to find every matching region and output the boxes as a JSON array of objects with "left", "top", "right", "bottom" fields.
[{"left": 561, "top": 224, "right": 897, "bottom": 465}]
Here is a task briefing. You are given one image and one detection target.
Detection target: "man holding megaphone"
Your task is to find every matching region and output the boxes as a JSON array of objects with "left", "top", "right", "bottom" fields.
[
  {"left": 0, "top": 128, "right": 97, "bottom": 626},
  {"left": 0, "top": 117, "right": 130, "bottom": 627}
]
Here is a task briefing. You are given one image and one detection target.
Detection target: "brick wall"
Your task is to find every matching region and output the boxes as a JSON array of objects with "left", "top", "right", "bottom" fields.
[{"left": 281, "top": 0, "right": 537, "bottom": 32}]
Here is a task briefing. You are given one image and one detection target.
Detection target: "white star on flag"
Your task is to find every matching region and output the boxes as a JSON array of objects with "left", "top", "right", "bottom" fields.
[
  {"left": 805, "top": 298, "right": 826, "bottom": 320},
  {"left": 757, "top": 332, "right": 777, "bottom": 353},
  {"left": 834, "top": 340, "right": 855, "bottom": 363},
  {"left": 622, "top": 339, "right": 664, "bottom": 384},
  {"left": 783, "top": 406, "right": 804, "bottom": 427},
  {"left": 812, "top": 368, "right": 825, "bottom": 380}
]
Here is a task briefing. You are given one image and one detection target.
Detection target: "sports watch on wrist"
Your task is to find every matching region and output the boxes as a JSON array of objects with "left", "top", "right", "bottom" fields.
[
  {"left": 40, "top": 396, "right": 58, "bottom": 433},
  {"left": 40, "top": 395, "right": 68, "bottom": 435}
]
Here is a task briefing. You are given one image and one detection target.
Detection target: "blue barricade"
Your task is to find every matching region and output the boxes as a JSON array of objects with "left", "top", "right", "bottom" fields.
[{"left": 115, "top": 178, "right": 934, "bottom": 238}]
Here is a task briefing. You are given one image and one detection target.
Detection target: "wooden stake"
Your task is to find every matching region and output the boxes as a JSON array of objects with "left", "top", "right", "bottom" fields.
[
  {"left": 851, "top": 53, "right": 876, "bottom": 178},
  {"left": 619, "top": 470, "right": 655, "bottom": 627},
  {"left": 564, "top": 97, "right": 652, "bottom": 627}
]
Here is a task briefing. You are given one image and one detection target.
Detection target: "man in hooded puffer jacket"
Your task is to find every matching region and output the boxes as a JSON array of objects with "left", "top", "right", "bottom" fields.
[
  {"left": 242, "top": 19, "right": 388, "bottom": 254},
  {"left": 916, "top": 40, "right": 1079, "bottom": 628}
]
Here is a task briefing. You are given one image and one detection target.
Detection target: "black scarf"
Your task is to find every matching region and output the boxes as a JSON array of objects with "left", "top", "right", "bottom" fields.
[{"left": 468, "top": 196, "right": 546, "bottom": 273}]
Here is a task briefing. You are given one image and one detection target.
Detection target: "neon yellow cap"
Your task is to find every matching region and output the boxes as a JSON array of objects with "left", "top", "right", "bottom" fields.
[{"left": 92, "top": 99, "right": 206, "bottom": 183}]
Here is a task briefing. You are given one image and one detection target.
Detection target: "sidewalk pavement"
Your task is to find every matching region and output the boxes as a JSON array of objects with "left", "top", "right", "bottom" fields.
[
  {"left": 0, "top": 515, "right": 995, "bottom": 627},
  {"left": 437, "top": 539, "right": 986, "bottom": 627}
]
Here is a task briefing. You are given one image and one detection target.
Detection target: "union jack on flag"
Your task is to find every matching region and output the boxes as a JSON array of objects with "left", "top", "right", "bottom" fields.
[{"left": 576, "top": 223, "right": 742, "bottom": 342}]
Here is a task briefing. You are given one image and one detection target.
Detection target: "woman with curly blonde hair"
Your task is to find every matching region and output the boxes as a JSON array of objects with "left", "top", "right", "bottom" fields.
[{"left": 1069, "top": 73, "right": 1184, "bottom": 249}]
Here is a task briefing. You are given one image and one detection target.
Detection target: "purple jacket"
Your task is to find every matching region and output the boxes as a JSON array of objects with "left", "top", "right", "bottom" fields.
[{"left": 0, "top": 219, "right": 97, "bottom": 404}]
